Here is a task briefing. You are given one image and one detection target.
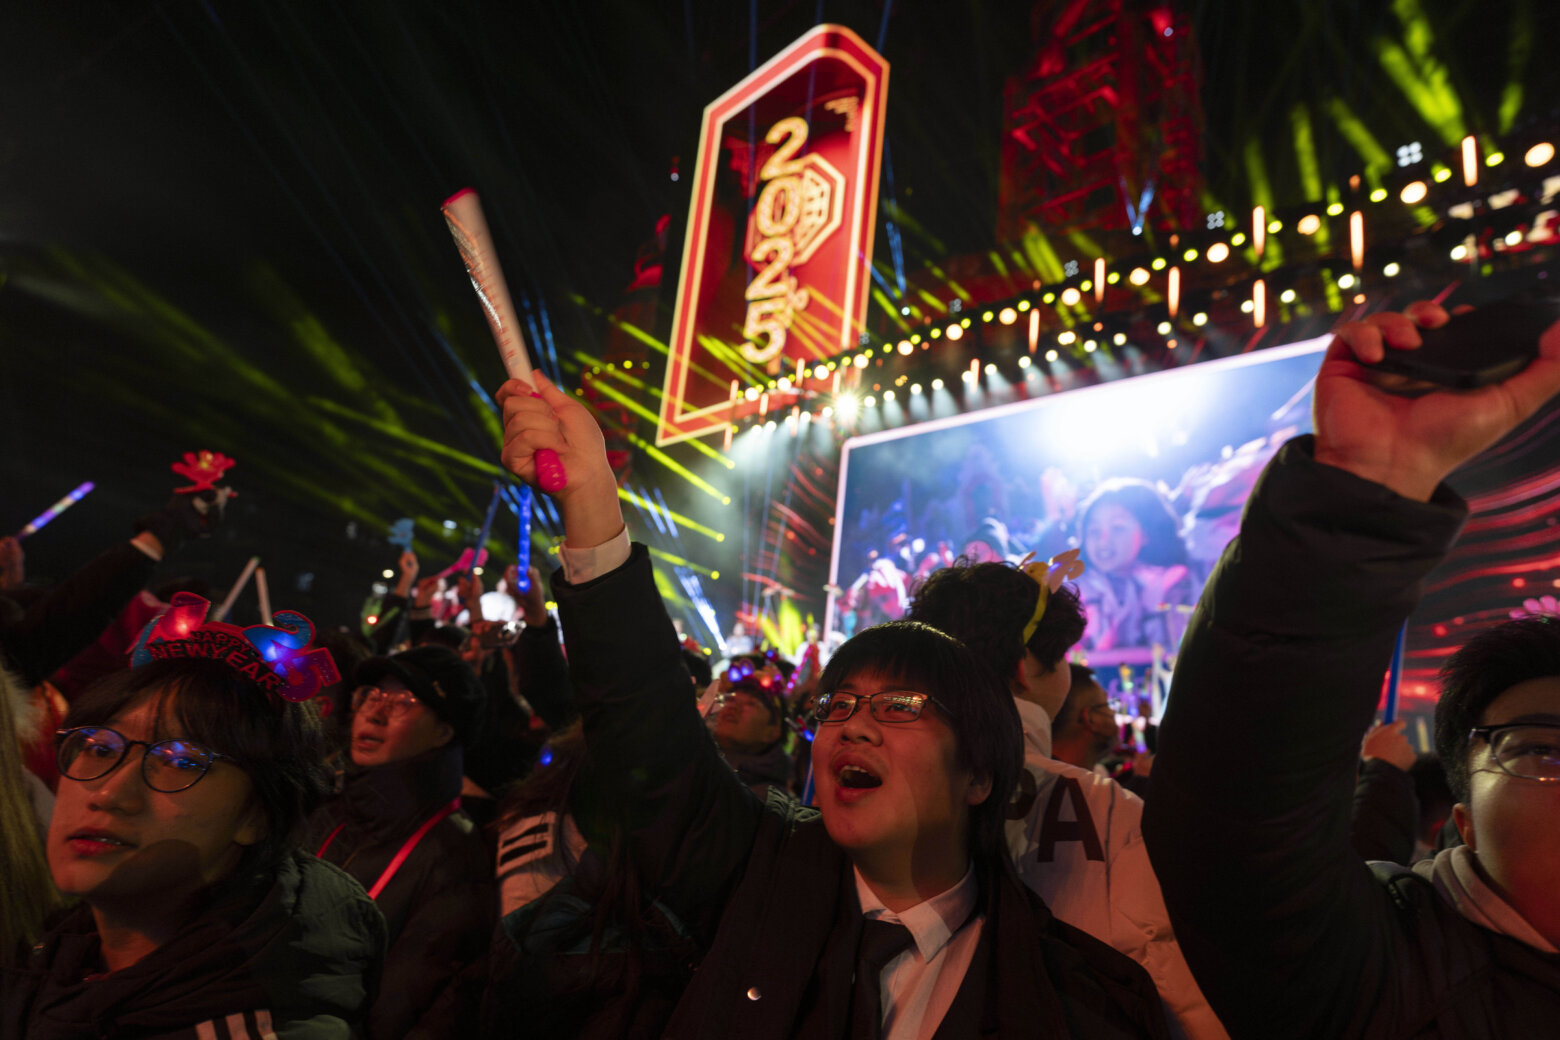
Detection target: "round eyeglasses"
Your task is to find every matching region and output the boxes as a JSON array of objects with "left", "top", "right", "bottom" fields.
[
  {"left": 350, "top": 685, "right": 421, "bottom": 720},
  {"left": 812, "top": 689, "right": 950, "bottom": 725},
  {"left": 1470, "top": 723, "right": 1560, "bottom": 782},
  {"left": 56, "top": 726, "right": 233, "bottom": 794}
]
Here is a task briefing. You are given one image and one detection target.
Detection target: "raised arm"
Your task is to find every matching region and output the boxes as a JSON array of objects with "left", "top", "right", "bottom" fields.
[
  {"left": 1143, "top": 303, "right": 1560, "bottom": 1037},
  {"left": 497, "top": 373, "right": 763, "bottom": 942}
]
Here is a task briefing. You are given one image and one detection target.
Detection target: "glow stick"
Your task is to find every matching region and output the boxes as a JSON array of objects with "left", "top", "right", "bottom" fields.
[
  {"left": 255, "top": 567, "right": 273, "bottom": 627},
  {"left": 1383, "top": 621, "right": 1407, "bottom": 724},
  {"left": 17, "top": 481, "right": 95, "bottom": 539},
  {"left": 441, "top": 188, "right": 567, "bottom": 493},
  {"left": 212, "top": 556, "right": 261, "bottom": 623}
]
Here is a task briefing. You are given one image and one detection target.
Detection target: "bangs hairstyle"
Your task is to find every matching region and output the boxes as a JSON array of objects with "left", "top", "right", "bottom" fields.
[
  {"left": 1078, "top": 478, "right": 1188, "bottom": 568},
  {"left": 1435, "top": 615, "right": 1560, "bottom": 802},
  {"left": 64, "top": 658, "right": 332, "bottom": 869},
  {"left": 909, "top": 560, "right": 1086, "bottom": 679},
  {"left": 816, "top": 620, "right": 1022, "bottom": 860}
]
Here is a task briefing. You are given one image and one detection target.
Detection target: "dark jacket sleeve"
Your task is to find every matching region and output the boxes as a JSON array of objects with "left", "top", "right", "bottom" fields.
[
  {"left": 1141, "top": 437, "right": 1466, "bottom": 1039},
  {"left": 514, "top": 615, "right": 576, "bottom": 731},
  {"left": 553, "top": 544, "right": 765, "bottom": 947},
  {"left": 0, "top": 541, "right": 157, "bottom": 687},
  {"left": 1350, "top": 759, "right": 1419, "bottom": 866}
]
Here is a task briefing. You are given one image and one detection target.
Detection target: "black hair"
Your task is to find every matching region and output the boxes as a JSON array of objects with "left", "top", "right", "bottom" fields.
[
  {"left": 681, "top": 648, "right": 713, "bottom": 689},
  {"left": 63, "top": 658, "right": 331, "bottom": 872},
  {"left": 416, "top": 623, "right": 471, "bottom": 651},
  {"left": 1078, "top": 478, "right": 1188, "bottom": 569},
  {"left": 1435, "top": 615, "right": 1560, "bottom": 802},
  {"left": 1053, "top": 662, "right": 1101, "bottom": 737},
  {"left": 908, "top": 560, "right": 1086, "bottom": 682},
  {"left": 816, "top": 620, "right": 1022, "bottom": 861}
]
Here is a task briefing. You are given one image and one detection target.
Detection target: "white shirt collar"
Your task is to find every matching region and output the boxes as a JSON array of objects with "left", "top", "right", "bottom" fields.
[{"left": 854, "top": 863, "right": 979, "bottom": 963}]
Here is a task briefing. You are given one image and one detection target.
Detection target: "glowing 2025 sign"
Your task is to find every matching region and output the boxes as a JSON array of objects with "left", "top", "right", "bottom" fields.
[{"left": 657, "top": 24, "right": 889, "bottom": 446}]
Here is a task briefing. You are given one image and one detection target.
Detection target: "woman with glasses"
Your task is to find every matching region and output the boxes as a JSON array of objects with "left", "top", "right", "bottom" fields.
[{"left": 1, "top": 649, "right": 385, "bottom": 1040}]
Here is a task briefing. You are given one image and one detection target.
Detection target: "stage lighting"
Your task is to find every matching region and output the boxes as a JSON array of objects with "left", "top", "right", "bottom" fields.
[
  {"left": 1045, "top": 349, "right": 1059, "bottom": 362},
  {"left": 1433, "top": 167, "right": 1452, "bottom": 182},
  {"left": 1043, "top": 292, "right": 1056, "bottom": 304},
  {"left": 1018, "top": 355, "right": 1032, "bottom": 368},
  {"left": 999, "top": 307, "right": 1017, "bottom": 325},
  {"left": 982, "top": 311, "right": 995, "bottom": 323},
  {"left": 1206, "top": 243, "right": 1230, "bottom": 263},
  {"left": 930, "top": 327, "right": 942, "bottom": 339},
  {"left": 1451, "top": 244, "right": 1468, "bottom": 260},
  {"left": 1240, "top": 300, "right": 1255, "bottom": 313},
  {"left": 1017, "top": 299, "right": 1031, "bottom": 311},
  {"left": 854, "top": 354, "right": 869, "bottom": 368},
  {"left": 1327, "top": 202, "right": 1344, "bottom": 216},
  {"left": 1166, "top": 339, "right": 1178, "bottom": 349},
  {"left": 961, "top": 369, "right": 975, "bottom": 384},
  {"left": 862, "top": 395, "right": 876, "bottom": 407},
  {"left": 1384, "top": 262, "right": 1401, "bottom": 277},
  {"left": 382, "top": 569, "right": 395, "bottom": 579},
  {"left": 897, "top": 340, "right": 914, "bottom": 355},
  {"left": 1157, "top": 321, "right": 1172, "bottom": 335},
  {"left": 1129, "top": 267, "right": 1150, "bottom": 285},
  {"left": 821, "top": 405, "right": 834, "bottom": 418},
  {"left": 1058, "top": 330, "right": 1077, "bottom": 345},
  {"left": 1369, "top": 188, "right": 1388, "bottom": 202},
  {"left": 1487, "top": 152, "right": 1505, "bottom": 167},
  {"left": 911, "top": 382, "right": 923, "bottom": 394},
  {"left": 961, "top": 317, "right": 972, "bottom": 328},
  {"left": 1192, "top": 312, "right": 1208, "bottom": 326},
  {"left": 1061, "top": 287, "right": 1082, "bottom": 306},
  {"left": 777, "top": 376, "right": 791, "bottom": 391},
  {"left": 1297, "top": 214, "right": 1321, "bottom": 235},
  {"left": 1526, "top": 142, "right": 1555, "bottom": 167},
  {"left": 1113, "top": 333, "right": 1126, "bottom": 346},
  {"left": 946, "top": 323, "right": 964, "bottom": 341},
  {"left": 1231, "top": 232, "right": 1248, "bottom": 245},
  {"left": 884, "top": 389, "right": 895, "bottom": 401},
  {"left": 813, "top": 364, "right": 828, "bottom": 379},
  {"left": 931, "top": 378, "right": 944, "bottom": 389},
  {"left": 1183, "top": 248, "right": 1199, "bottom": 261},
  {"left": 1107, "top": 272, "right": 1121, "bottom": 284},
  {"left": 1267, "top": 219, "right": 1282, "bottom": 233},
  {"left": 835, "top": 393, "right": 858, "bottom": 420},
  {"left": 745, "top": 386, "right": 760, "bottom": 400},
  {"left": 1400, "top": 180, "right": 1428, "bottom": 204},
  {"left": 765, "top": 420, "right": 777, "bottom": 430},
  {"left": 1151, "top": 257, "right": 1168, "bottom": 270},
  {"left": 443, "top": 519, "right": 458, "bottom": 530},
  {"left": 1338, "top": 273, "right": 1356, "bottom": 288},
  {"left": 1280, "top": 289, "right": 1297, "bottom": 303},
  {"left": 1505, "top": 229, "right": 1524, "bottom": 246},
  {"left": 1084, "top": 340, "right": 1097, "bottom": 352}
]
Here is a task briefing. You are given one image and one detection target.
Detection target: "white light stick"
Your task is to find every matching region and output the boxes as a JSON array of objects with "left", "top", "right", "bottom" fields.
[
  {"left": 212, "top": 556, "right": 260, "bottom": 622},
  {"left": 255, "top": 566, "right": 273, "bottom": 627},
  {"left": 441, "top": 188, "right": 567, "bottom": 492}
]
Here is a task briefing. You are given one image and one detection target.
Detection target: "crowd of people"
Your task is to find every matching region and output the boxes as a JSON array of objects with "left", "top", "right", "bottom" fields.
[{"left": 3, "top": 300, "right": 1559, "bottom": 1038}]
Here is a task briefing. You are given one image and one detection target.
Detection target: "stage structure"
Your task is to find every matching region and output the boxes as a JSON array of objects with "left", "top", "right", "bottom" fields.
[
  {"left": 658, "top": 24, "right": 889, "bottom": 446},
  {"left": 999, "top": 0, "right": 1203, "bottom": 238}
]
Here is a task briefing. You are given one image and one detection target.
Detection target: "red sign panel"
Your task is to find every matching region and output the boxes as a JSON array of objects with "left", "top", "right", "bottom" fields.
[{"left": 658, "top": 24, "right": 889, "bottom": 446}]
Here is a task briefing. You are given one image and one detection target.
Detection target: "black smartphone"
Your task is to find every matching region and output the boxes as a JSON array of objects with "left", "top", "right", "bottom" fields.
[{"left": 1364, "top": 292, "right": 1560, "bottom": 389}]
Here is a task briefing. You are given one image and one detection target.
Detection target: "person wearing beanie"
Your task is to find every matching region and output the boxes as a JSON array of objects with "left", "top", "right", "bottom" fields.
[{"left": 303, "top": 645, "right": 495, "bottom": 1039}]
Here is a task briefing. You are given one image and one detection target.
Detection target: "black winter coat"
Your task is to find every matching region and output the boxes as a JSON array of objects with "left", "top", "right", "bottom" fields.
[{"left": 1143, "top": 437, "right": 1560, "bottom": 1039}]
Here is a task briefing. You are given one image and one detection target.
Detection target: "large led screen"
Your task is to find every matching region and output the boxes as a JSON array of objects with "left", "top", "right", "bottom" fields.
[{"left": 828, "top": 335, "right": 1560, "bottom": 724}]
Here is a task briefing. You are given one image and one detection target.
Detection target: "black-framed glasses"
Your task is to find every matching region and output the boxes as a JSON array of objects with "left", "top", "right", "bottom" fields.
[
  {"left": 350, "top": 685, "right": 420, "bottom": 720},
  {"left": 1469, "top": 723, "right": 1560, "bottom": 782},
  {"left": 55, "top": 727, "right": 233, "bottom": 794},
  {"left": 812, "top": 689, "right": 951, "bottom": 725}
]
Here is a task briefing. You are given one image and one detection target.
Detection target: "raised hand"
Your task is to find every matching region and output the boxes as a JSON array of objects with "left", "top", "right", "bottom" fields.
[{"left": 1314, "top": 302, "right": 1560, "bottom": 501}]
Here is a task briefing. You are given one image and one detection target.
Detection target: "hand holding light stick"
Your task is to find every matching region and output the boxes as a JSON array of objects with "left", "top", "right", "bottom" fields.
[
  {"left": 441, "top": 188, "right": 567, "bottom": 493},
  {"left": 17, "top": 482, "right": 96, "bottom": 539}
]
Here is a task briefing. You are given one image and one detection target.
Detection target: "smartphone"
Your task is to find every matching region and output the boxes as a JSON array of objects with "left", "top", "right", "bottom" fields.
[
  {"left": 1364, "top": 291, "right": 1560, "bottom": 389},
  {"left": 477, "top": 620, "right": 522, "bottom": 649}
]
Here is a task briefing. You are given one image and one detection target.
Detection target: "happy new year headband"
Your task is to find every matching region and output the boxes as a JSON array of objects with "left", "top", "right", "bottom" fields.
[
  {"left": 129, "top": 591, "right": 339, "bottom": 703},
  {"left": 1019, "top": 549, "right": 1087, "bottom": 646}
]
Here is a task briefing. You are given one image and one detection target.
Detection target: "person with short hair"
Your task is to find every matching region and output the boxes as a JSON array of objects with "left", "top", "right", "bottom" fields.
[
  {"left": 1143, "top": 301, "right": 1560, "bottom": 1037},
  {"left": 304, "top": 644, "right": 495, "bottom": 1039},
  {"left": 1, "top": 597, "right": 384, "bottom": 1038},
  {"left": 1050, "top": 665, "right": 1121, "bottom": 773},
  {"left": 495, "top": 371, "right": 1169, "bottom": 1039}
]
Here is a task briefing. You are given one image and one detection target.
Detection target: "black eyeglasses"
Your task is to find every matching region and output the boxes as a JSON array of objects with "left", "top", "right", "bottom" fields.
[
  {"left": 812, "top": 689, "right": 951, "bottom": 725},
  {"left": 1469, "top": 723, "right": 1560, "bottom": 782},
  {"left": 55, "top": 727, "right": 234, "bottom": 794}
]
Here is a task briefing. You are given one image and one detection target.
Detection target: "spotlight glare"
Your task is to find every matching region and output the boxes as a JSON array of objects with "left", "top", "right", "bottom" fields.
[
  {"left": 1113, "top": 332, "right": 1126, "bottom": 345},
  {"left": 382, "top": 569, "right": 395, "bottom": 579},
  {"left": 835, "top": 393, "right": 858, "bottom": 419},
  {"left": 946, "top": 323, "right": 964, "bottom": 341},
  {"left": 1060, "top": 287, "right": 1082, "bottom": 306},
  {"left": 998, "top": 307, "right": 1017, "bottom": 325},
  {"left": 813, "top": 364, "right": 828, "bottom": 379},
  {"left": 1526, "top": 142, "right": 1555, "bottom": 167},
  {"left": 1280, "top": 289, "right": 1297, "bottom": 303},
  {"left": 1058, "top": 330, "right": 1077, "bottom": 345},
  {"left": 983, "top": 363, "right": 996, "bottom": 375},
  {"left": 1107, "top": 272, "right": 1121, "bottom": 284},
  {"left": 1129, "top": 267, "right": 1150, "bottom": 285},
  {"left": 911, "top": 382, "right": 923, "bottom": 394},
  {"left": 1042, "top": 292, "right": 1056, "bottom": 304},
  {"left": 1151, "top": 257, "right": 1168, "bottom": 270},
  {"left": 821, "top": 405, "right": 834, "bottom": 417},
  {"left": 1205, "top": 243, "right": 1230, "bottom": 263},
  {"left": 1486, "top": 152, "right": 1504, "bottom": 167},
  {"left": 1084, "top": 340, "right": 1097, "bottom": 352},
  {"left": 1231, "top": 232, "right": 1247, "bottom": 246},
  {"left": 1017, "top": 299, "right": 1031, "bottom": 311},
  {"left": 1240, "top": 299, "right": 1255, "bottom": 314},
  {"left": 1018, "top": 356, "right": 1032, "bottom": 368},
  {"left": 777, "top": 376, "right": 791, "bottom": 391},
  {"left": 1338, "top": 273, "right": 1356, "bottom": 289},
  {"left": 744, "top": 386, "right": 760, "bottom": 401},
  {"left": 862, "top": 395, "right": 875, "bottom": 407},
  {"left": 1369, "top": 187, "right": 1389, "bottom": 202},
  {"left": 931, "top": 378, "right": 944, "bottom": 389},
  {"left": 897, "top": 340, "right": 914, "bottom": 355},
  {"left": 1450, "top": 244, "right": 1468, "bottom": 260},
  {"left": 884, "top": 389, "right": 895, "bottom": 401},
  {"left": 1267, "top": 220, "right": 1282, "bottom": 233},
  {"left": 930, "top": 327, "right": 942, "bottom": 339},
  {"left": 1433, "top": 166, "right": 1452, "bottom": 182},
  {"left": 1183, "top": 248, "right": 1198, "bottom": 262},
  {"left": 961, "top": 369, "right": 975, "bottom": 384},
  {"left": 1157, "top": 321, "right": 1172, "bottom": 335},
  {"left": 1383, "top": 262, "right": 1401, "bottom": 277},
  {"left": 854, "top": 354, "right": 869, "bottom": 368},
  {"left": 1326, "top": 202, "right": 1344, "bottom": 216},
  {"left": 1045, "top": 349, "right": 1059, "bottom": 362},
  {"left": 1400, "top": 180, "right": 1428, "bottom": 204},
  {"left": 1192, "top": 312, "right": 1208, "bottom": 326},
  {"left": 1505, "top": 229, "right": 1524, "bottom": 246},
  {"left": 1297, "top": 214, "right": 1321, "bottom": 235},
  {"left": 982, "top": 311, "right": 995, "bottom": 323}
]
